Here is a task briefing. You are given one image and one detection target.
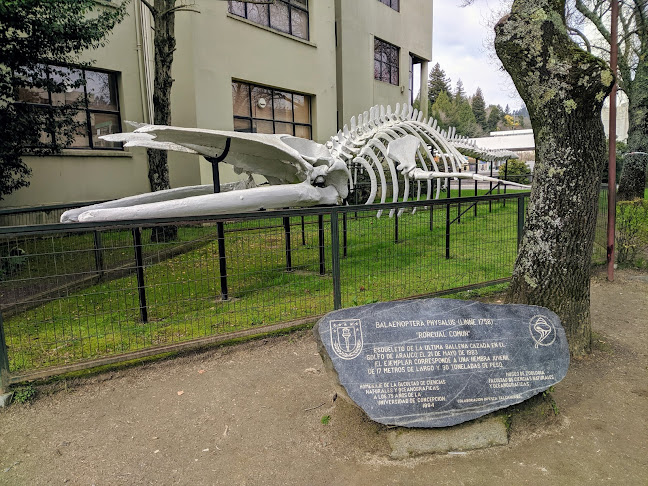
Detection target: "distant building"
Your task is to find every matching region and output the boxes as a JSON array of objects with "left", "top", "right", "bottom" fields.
[{"left": 4, "top": 0, "right": 432, "bottom": 209}]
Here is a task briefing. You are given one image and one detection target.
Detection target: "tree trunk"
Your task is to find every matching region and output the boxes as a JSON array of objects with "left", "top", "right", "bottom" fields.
[
  {"left": 148, "top": 0, "right": 178, "bottom": 242},
  {"left": 618, "top": 32, "right": 648, "bottom": 200},
  {"left": 148, "top": 0, "right": 176, "bottom": 193},
  {"left": 494, "top": 0, "right": 614, "bottom": 356}
]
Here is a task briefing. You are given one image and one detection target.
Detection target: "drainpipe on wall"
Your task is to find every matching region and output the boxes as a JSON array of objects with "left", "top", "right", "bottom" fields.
[
  {"left": 134, "top": 2, "right": 154, "bottom": 124},
  {"left": 419, "top": 60, "right": 429, "bottom": 119}
]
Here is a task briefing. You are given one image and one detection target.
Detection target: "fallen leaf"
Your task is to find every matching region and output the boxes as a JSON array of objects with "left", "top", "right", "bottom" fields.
[{"left": 177, "top": 391, "right": 184, "bottom": 396}]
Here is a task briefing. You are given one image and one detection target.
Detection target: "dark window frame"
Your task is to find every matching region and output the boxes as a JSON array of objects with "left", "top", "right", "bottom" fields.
[
  {"left": 378, "top": 0, "right": 399, "bottom": 12},
  {"left": 15, "top": 65, "right": 122, "bottom": 151},
  {"left": 228, "top": 0, "right": 309, "bottom": 41},
  {"left": 232, "top": 80, "right": 312, "bottom": 139},
  {"left": 374, "top": 38, "right": 400, "bottom": 85}
]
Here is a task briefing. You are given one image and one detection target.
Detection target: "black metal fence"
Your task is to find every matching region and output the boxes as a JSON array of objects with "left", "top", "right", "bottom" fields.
[{"left": 0, "top": 193, "right": 530, "bottom": 387}]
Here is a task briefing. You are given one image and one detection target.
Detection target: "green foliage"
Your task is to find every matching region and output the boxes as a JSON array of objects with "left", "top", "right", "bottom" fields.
[
  {"left": 454, "top": 79, "right": 466, "bottom": 104},
  {"left": 320, "top": 415, "right": 331, "bottom": 425},
  {"left": 498, "top": 159, "right": 531, "bottom": 184},
  {"left": 427, "top": 63, "right": 452, "bottom": 106},
  {"left": 471, "top": 88, "right": 487, "bottom": 131},
  {"left": 616, "top": 199, "right": 648, "bottom": 267},
  {"left": 0, "top": 0, "right": 127, "bottom": 199},
  {"left": 12, "top": 385, "right": 37, "bottom": 404},
  {"left": 431, "top": 90, "right": 479, "bottom": 137},
  {"left": 486, "top": 105, "right": 503, "bottom": 133}
]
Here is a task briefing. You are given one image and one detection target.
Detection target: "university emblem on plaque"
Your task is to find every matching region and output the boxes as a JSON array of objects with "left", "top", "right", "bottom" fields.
[
  {"left": 330, "top": 319, "right": 363, "bottom": 360},
  {"left": 529, "top": 315, "right": 556, "bottom": 348}
]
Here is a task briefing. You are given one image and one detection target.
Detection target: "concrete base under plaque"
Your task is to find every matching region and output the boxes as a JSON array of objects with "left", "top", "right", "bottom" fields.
[
  {"left": 386, "top": 415, "right": 508, "bottom": 459},
  {"left": 0, "top": 392, "right": 13, "bottom": 408}
]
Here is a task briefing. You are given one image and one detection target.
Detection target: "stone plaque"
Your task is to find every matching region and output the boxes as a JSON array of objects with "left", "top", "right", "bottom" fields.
[{"left": 314, "top": 298, "right": 570, "bottom": 428}]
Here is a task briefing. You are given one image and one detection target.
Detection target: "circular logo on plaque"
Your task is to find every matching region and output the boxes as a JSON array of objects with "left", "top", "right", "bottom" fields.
[
  {"left": 330, "top": 319, "right": 363, "bottom": 360},
  {"left": 529, "top": 315, "right": 556, "bottom": 348}
]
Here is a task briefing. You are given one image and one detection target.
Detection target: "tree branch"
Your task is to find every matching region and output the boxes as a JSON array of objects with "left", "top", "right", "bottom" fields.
[
  {"left": 138, "top": 0, "right": 157, "bottom": 16},
  {"left": 568, "top": 26, "right": 592, "bottom": 52},
  {"left": 575, "top": 0, "right": 611, "bottom": 44}
]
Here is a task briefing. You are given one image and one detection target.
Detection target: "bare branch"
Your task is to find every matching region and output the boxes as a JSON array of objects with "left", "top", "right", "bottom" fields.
[{"left": 567, "top": 26, "right": 592, "bottom": 52}]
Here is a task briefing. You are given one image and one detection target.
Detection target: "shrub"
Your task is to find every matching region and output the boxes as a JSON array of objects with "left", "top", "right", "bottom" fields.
[
  {"left": 616, "top": 199, "right": 648, "bottom": 267},
  {"left": 498, "top": 159, "right": 531, "bottom": 185}
]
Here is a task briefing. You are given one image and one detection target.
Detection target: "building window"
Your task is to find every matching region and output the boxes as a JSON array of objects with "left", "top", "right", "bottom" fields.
[
  {"left": 378, "top": 0, "right": 399, "bottom": 11},
  {"left": 374, "top": 38, "right": 399, "bottom": 85},
  {"left": 16, "top": 65, "right": 122, "bottom": 150},
  {"left": 228, "top": 0, "right": 309, "bottom": 40},
  {"left": 232, "top": 81, "right": 312, "bottom": 139}
]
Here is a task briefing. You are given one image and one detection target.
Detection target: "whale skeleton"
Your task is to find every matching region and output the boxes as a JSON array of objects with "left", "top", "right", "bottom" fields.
[{"left": 61, "top": 103, "right": 527, "bottom": 223}]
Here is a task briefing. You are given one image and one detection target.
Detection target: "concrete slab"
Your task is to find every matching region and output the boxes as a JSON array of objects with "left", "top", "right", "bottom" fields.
[
  {"left": 0, "top": 392, "right": 13, "bottom": 408},
  {"left": 386, "top": 415, "right": 509, "bottom": 459}
]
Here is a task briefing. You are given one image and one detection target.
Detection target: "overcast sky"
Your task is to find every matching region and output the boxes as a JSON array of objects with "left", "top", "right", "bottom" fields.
[{"left": 431, "top": 0, "right": 524, "bottom": 110}]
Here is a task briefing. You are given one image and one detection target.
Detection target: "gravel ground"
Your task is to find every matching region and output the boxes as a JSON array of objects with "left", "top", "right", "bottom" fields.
[{"left": 0, "top": 269, "right": 646, "bottom": 486}]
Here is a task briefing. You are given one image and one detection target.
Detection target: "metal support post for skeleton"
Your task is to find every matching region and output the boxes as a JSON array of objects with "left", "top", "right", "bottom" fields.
[
  {"left": 318, "top": 215, "right": 325, "bottom": 275},
  {"left": 394, "top": 213, "right": 399, "bottom": 243},
  {"left": 330, "top": 211, "right": 342, "bottom": 310},
  {"left": 445, "top": 201, "right": 451, "bottom": 260},
  {"left": 458, "top": 179, "right": 462, "bottom": 224},
  {"left": 283, "top": 217, "right": 293, "bottom": 272},
  {"left": 206, "top": 150, "right": 230, "bottom": 301},
  {"left": 0, "top": 312, "right": 10, "bottom": 394},
  {"left": 517, "top": 195, "right": 526, "bottom": 251},
  {"left": 132, "top": 227, "right": 148, "bottom": 323},
  {"left": 474, "top": 159, "right": 479, "bottom": 217},
  {"left": 342, "top": 212, "right": 348, "bottom": 258}
]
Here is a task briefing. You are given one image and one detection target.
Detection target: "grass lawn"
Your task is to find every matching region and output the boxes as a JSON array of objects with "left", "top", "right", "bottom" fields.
[{"left": 2, "top": 194, "right": 525, "bottom": 373}]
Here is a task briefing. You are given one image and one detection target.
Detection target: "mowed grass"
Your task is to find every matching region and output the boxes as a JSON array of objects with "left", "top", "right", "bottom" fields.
[{"left": 3, "top": 195, "right": 524, "bottom": 373}]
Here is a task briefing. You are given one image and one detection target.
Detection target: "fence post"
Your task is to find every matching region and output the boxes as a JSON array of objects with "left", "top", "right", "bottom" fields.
[
  {"left": 489, "top": 162, "right": 494, "bottom": 213},
  {"left": 503, "top": 162, "right": 509, "bottom": 208},
  {"left": 330, "top": 211, "right": 342, "bottom": 310},
  {"left": 93, "top": 230, "right": 105, "bottom": 278},
  {"left": 517, "top": 195, "right": 526, "bottom": 251},
  {"left": 217, "top": 222, "right": 229, "bottom": 301},
  {"left": 283, "top": 217, "right": 292, "bottom": 272},
  {"left": 0, "top": 312, "right": 10, "bottom": 394},
  {"left": 301, "top": 216, "right": 306, "bottom": 246},
  {"left": 445, "top": 201, "right": 451, "bottom": 259},
  {"left": 318, "top": 215, "right": 326, "bottom": 275},
  {"left": 132, "top": 228, "right": 148, "bottom": 323}
]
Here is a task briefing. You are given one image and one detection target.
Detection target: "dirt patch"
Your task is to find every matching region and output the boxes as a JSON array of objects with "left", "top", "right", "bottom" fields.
[{"left": 1, "top": 269, "right": 647, "bottom": 485}]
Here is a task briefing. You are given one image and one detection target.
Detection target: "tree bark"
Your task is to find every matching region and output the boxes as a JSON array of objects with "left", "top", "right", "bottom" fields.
[
  {"left": 495, "top": 0, "right": 614, "bottom": 356},
  {"left": 618, "top": 20, "right": 648, "bottom": 200},
  {"left": 148, "top": 0, "right": 178, "bottom": 242},
  {"left": 147, "top": 0, "right": 176, "bottom": 193}
]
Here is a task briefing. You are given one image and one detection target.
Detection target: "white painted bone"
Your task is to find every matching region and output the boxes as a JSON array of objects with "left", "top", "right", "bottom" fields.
[{"left": 61, "top": 105, "right": 526, "bottom": 223}]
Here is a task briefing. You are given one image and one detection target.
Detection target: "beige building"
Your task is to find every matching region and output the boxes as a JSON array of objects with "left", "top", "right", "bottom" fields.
[{"left": 2, "top": 0, "right": 432, "bottom": 209}]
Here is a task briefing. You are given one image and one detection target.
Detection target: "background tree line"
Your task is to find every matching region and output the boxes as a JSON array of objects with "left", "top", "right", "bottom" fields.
[{"left": 422, "top": 62, "right": 530, "bottom": 138}]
